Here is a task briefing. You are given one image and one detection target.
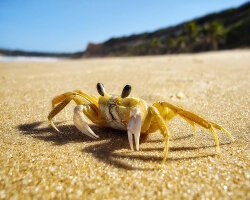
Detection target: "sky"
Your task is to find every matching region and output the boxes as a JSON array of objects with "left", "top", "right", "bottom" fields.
[{"left": 0, "top": 0, "right": 249, "bottom": 53}]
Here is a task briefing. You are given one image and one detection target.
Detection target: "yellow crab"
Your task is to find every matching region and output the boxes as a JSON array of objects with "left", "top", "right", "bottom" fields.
[{"left": 48, "top": 83, "right": 234, "bottom": 162}]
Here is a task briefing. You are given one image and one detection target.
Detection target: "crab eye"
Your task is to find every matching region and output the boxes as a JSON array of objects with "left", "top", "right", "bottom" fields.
[
  {"left": 121, "top": 85, "right": 131, "bottom": 98},
  {"left": 97, "top": 83, "right": 105, "bottom": 96}
]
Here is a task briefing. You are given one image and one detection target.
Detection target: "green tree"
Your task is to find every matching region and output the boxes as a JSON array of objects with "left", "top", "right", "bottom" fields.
[
  {"left": 184, "top": 21, "right": 201, "bottom": 51},
  {"left": 149, "top": 38, "right": 163, "bottom": 54},
  {"left": 165, "top": 37, "right": 177, "bottom": 53},
  {"left": 184, "top": 22, "right": 200, "bottom": 41},
  {"left": 204, "top": 21, "right": 225, "bottom": 50},
  {"left": 177, "top": 36, "right": 187, "bottom": 52}
]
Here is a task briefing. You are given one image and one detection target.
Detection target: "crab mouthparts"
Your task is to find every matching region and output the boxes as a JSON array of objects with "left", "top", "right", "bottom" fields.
[{"left": 73, "top": 105, "right": 142, "bottom": 151}]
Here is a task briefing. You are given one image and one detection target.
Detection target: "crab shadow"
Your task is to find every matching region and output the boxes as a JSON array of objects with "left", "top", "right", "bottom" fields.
[{"left": 17, "top": 121, "right": 230, "bottom": 170}]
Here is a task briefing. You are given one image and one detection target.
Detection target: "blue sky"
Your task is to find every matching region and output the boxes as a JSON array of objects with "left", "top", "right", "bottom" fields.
[{"left": 0, "top": 0, "right": 249, "bottom": 52}]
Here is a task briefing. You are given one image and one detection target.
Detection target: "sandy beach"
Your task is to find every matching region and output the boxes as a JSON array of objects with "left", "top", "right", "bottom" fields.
[{"left": 0, "top": 50, "right": 249, "bottom": 199}]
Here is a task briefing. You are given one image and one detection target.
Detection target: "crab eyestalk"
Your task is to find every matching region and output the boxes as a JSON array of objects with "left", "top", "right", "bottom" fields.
[
  {"left": 121, "top": 85, "right": 131, "bottom": 98},
  {"left": 97, "top": 83, "right": 105, "bottom": 96}
]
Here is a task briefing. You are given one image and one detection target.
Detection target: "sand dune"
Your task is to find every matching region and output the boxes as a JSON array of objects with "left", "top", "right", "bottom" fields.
[{"left": 0, "top": 50, "right": 249, "bottom": 199}]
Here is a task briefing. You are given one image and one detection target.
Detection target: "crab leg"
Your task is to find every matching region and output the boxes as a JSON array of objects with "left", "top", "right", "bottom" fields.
[
  {"left": 127, "top": 107, "right": 142, "bottom": 151},
  {"left": 141, "top": 106, "right": 171, "bottom": 162},
  {"left": 73, "top": 105, "right": 99, "bottom": 139},
  {"left": 182, "top": 117, "right": 197, "bottom": 137},
  {"left": 52, "top": 92, "right": 74, "bottom": 108},
  {"left": 149, "top": 106, "right": 170, "bottom": 162},
  {"left": 48, "top": 97, "right": 72, "bottom": 132},
  {"left": 159, "top": 101, "right": 234, "bottom": 151},
  {"left": 48, "top": 92, "right": 100, "bottom": 132},
  {"left": 51, "top": 91, "right": 99, "bottom": 114}
]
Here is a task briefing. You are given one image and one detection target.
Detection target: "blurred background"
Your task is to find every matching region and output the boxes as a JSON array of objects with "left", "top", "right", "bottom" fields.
[{"left": 0, "top": 0, "right": 249, "bottom": 59}]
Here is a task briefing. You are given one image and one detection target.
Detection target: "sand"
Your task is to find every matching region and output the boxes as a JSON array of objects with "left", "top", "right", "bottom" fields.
[{"left": 0, "top": 50, "right": 249, "bottom": 199}]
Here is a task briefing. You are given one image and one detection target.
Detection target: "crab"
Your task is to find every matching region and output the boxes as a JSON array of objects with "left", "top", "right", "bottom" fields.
[{"left": 48, "top": 83, "right": 234, "bottom": 162}]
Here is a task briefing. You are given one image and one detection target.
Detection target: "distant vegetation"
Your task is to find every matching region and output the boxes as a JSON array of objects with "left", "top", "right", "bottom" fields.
[
  {"left": 1, "top": 2, "right": 249, "bottom": 58},
  {"left": 83, "top": 2, "right": 250, "bottom": 57},
  {"left": 0, "top": 49, "right": 83, "bottom": 58}
]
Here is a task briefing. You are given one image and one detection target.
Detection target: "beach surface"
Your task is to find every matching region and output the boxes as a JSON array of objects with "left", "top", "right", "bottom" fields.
[{"left": 0, "top": 50, "right": 249, "bottom": 199}]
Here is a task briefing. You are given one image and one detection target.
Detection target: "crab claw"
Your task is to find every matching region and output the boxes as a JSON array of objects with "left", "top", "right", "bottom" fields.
[
  {"left": 127, "top": 108, "right": 142, "bottom": 151},
  {"left": 73, "top": 105, "right": 99, "bottom": 139}
]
